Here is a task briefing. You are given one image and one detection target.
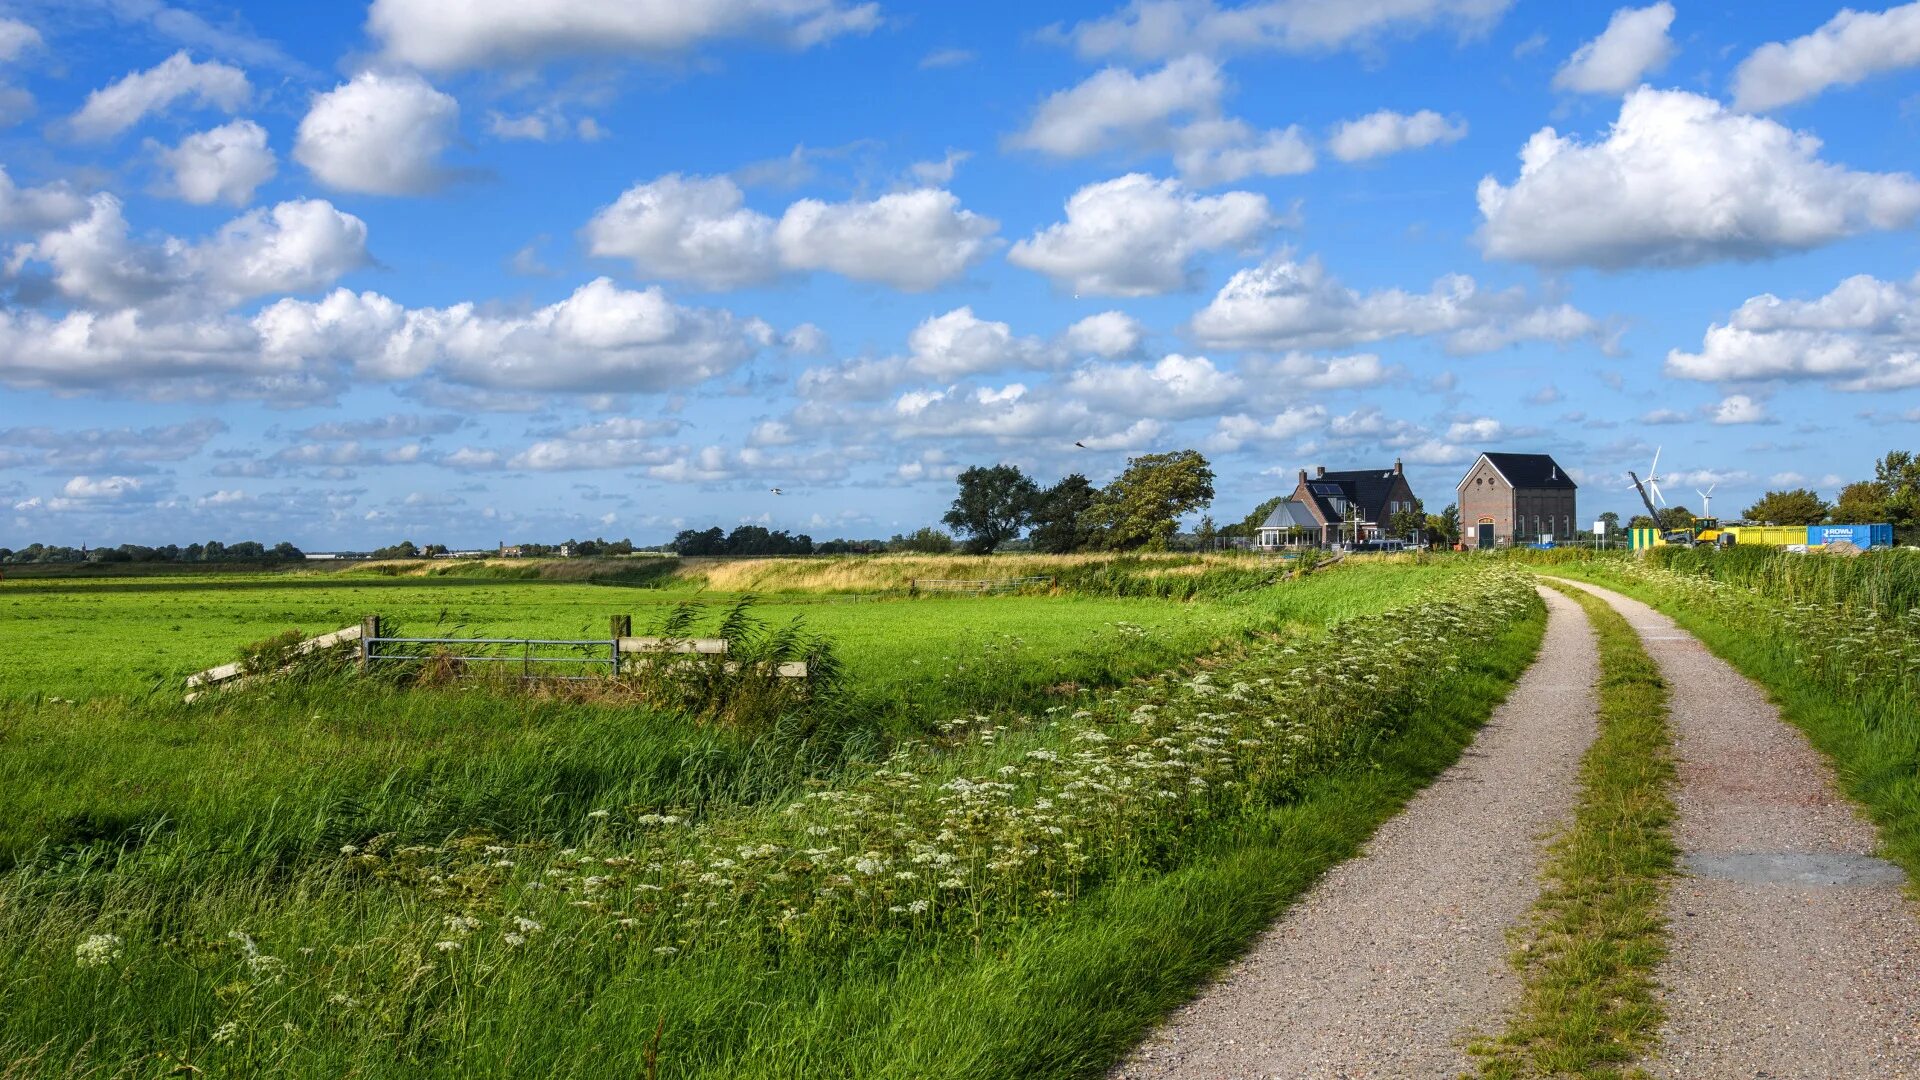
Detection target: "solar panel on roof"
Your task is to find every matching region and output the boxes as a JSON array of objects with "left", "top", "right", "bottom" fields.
[{"left": 1309, "top": 483, "right": 1344, "bottom": 495}]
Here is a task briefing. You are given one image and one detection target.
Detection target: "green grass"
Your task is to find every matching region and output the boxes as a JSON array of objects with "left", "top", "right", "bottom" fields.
[
  {"left": 0, "top": 561, "right": 1546, "bottom": 1077},
  {"left": 1471, "top": 580, "right": 1676, "bottom": 1079}
]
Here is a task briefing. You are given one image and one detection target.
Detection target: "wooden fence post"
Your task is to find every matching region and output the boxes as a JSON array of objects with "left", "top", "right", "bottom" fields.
[{"left": 359, "top": 614, "right": 379, "bottom": 671}]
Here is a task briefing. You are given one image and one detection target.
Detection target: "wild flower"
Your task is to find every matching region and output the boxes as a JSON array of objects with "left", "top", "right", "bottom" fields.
[
  {"left": 434, "top": 940, "right": 461, "bottom": 952},
  {"left": 75, "top": 933, "right": 121, "bottom": 969},
  {"left": 211, "top": 1021, "right": 239, "bottom": 1046}
]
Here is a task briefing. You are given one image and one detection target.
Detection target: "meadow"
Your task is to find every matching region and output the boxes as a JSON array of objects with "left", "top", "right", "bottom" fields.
[{"left": 0, "top": 554, "right": 1546, "bottom": 1077}]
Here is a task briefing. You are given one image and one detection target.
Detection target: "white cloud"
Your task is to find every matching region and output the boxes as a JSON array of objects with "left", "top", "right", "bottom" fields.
[
  {"left": 586, "top": 177, "right": 997, "bottom": 291},
  {"left": 1711, "top": 394, "right": 1768, "bottom": 425},
  {"left": 61, "top": 474, "right": 143, "bottom": 500},
  {"left": 1244, "top": 351, "right": 1398, "bottom": 390},
  {"left": 1056, "top": 0, "right": 1515, "bottom": 61},
  {"left": 150, "top": 120, "right": 277, "bottom": 206},
  {"left": 909, "top": 149, "right": 971, "bottom": 186},
  {"left": 1552, "top": 3, "right": 1675, "bottom": 95},
  {"left": 1066, "top": 352, "right": 1243, "bottom": 419},
  {"left": 584, "top": 174, "right": 778, "bottom": 288},
  {"left": 920, "top": 48, "right": 976, "bottom": 69},
  {"left": 1190, "top": 249, "right": 1601, "bottom": 353},
  {"left": 10, "top": 195, "right": 367, "bottom": 312},
  {"left": 1064, "top": 310, "right": 1146, "bottom": 357},
  {"left": 905, "top": 307, "right": 1049, "bottom": 378},
  {"left": 0, "top": 166, "right": 86, "bottom": 233},
  {"left": 368, "top": 0, "right": 880, "bottom": 71},
  {"left": 1011, "top": 55, "right": 1223, "bottom": 158},
  {"left": 1733, "top": 2, "right": 1920, "bottom": 112},
  {"left": 273, "top": 441, "right": 424, "bottom": 467},
  {"left": 1446, "top": 417, "right": 1506, "bottom": 442},
  {"left": 774, "top": 188, "right": 999, "bottom": 291},
  {"left": 1210, "top": 404, "right": 1328, "bottom": 451},
  {"left": 0, "top": 417, "right": 226, "bottom": 469},
  {"left": 1665, "top": 271, "right": 1920, "bottom": 392},
  {"left": 0, "top": 17, "right": 41, "bottom": 62},
  {"left": 1477, "top": 88, "right": 1920, "bottom": 269},
  {"left": 1329, "top": 108, "right": 1467, "bottom": 162},
  {"left": 1009, "top": 173, "right": 1272, "bottom": 296},
  {"left": 1008, "top": 56, "right": 1314, "bottom": 185},
  {"left": 295, "top": 72, "right": 459, "bottom": 196},
  {"left": 68, "top": 51, "right": 250, "bottom": 141}
]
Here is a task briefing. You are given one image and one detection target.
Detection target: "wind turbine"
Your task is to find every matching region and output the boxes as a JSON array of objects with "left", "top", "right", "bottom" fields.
[
  {"left": 1696, "top": 481, "right": 1717, "bottom": 519},
  {"left": 1627, "top": 447, "right": 1666, "bottom": 526}
]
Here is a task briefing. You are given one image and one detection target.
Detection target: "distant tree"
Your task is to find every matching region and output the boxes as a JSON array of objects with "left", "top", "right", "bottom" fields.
[
  {"left": 372, "top": 539, "right": 420, "bottom": 559},
  {"left": 1195, "top": 514, "right": 1218, "bottom": 551},
  {"left": 423, "top": 543, "right": 450, "bottom": 557},
  {"left": 1874, "top": 450, "right": 1920, "bottom": 538},
  {"left": 271, "top": 541, "right": 303, "bottom": 559},
  {"left": 1627, "top": 514, "right": 1656, "bottom": 530},
  {"left": 1832, "top": 481, "right": 1888, "bottom": 525},
  {"left": 1389, "top": 498, "right": 1426, "bottom": 542},
  {"left": 891, "top": 527, "right": 956, "bottom": 554},
  {"left": 1029, "top": 473, "right": 1101, "bottom": 553},
  {"left": 1655, "top": 506, "right": 1696, "bottom": 531},
  {"left": 1083, "top": 450, "right": 1216, "bottom": 551},
  {"left": 1742, "top": 488, "right": 1830, "bottom": 525},
  {"left": 943, "top": 465, "right": 1041, "bottom": 554},
  {"left": 1426, "top": 503, "right": 1461, "bottom": 546},
  {"left": 671, "top": 527, "right": 726, "bottom": 556},
  {"left": 1597, "top": 511, "right": 1621, "bottom": 535},
  {"left": 1232, "top": 495, "right": 1288, "bottom": 540}
]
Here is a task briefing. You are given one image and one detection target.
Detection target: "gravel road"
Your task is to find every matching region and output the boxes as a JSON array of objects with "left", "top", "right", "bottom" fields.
[
  {"left": 1551, "top": 578, "right": 1920, "bottom": 1078},
  {"left": 1113, "top": 586, "right": 1597, "bottom": 1079}
]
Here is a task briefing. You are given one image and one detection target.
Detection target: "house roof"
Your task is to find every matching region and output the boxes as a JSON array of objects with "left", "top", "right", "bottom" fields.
[
  {"left": 1260, "top": 500, "right": 1320, "bottom": 530},
  {"left": 1466, "top": 452, "right": 1577, "bottom": 490},
  {"left": 1307, "top": 468, "right": 1405, "bottom": 523}
]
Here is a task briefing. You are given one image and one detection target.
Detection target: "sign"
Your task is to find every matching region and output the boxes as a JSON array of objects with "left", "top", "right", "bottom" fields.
[{"left": 1593, "top": 519, "right": 1609, "bottom": 534}]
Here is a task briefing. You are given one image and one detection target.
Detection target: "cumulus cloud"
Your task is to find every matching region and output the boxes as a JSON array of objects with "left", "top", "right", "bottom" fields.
[
  {"left": 150, "top": 120, "right": 276, "bottom": 205},
  {"left": 1733, "top": 2, "right": 1920, "bottom": 112},
  {"left": 1008, "top": 56, "right": 1314, "bottom": 185},
  {"left": 1190, "top": 249, "right": 1602, "bottom": 353},
  {"left": 1065, "top": 352, "right": 1243, "bottom": 418},
  {"left": 585, "top": 175, "right": 997, "bottom": 291},
  {"left": 10, "top": 195, "right": 367, "bottom": 312},
  {"left": 0, "top": 277, "right": 771, "bottom": 401},
  {"left": 0, "top": 417, "right": 226, "bottom": 469},
  {"left": 905, "top": 307, "right": 1051, "bottom": 378},
  {"left": 0, "top": 18, "right": 40, "bottom": 62},
  {"left": 1664, "top": 271, "right": 1920, "bottom": 392},
  {"left": 295, "top": 72, "right": 459, "bottom": 196},
  {"left": 297, "top": 413, "right": 463, "bottom": 440},
  {"left": 1328, "top": 108, "right": 1466, "bottom": 162},
  {"left": 1552, "top": 3, "right": 1675, "bottom": 94},
  {"left": 1064, "top": 310, "right": 1146, "bottom": 357},
  {"left": 61, "top": 474, "right": 144, "bottom": 500},
  {"left": 367, "top": 0, "right": 880, "bottom": 71},
  {"left": 1209, "top": 405, "right": 1328, "bottom": 451},
  {"left": 1055, "top": 0, "right": 1514, "bottom": 61},
  {"left": 774, "top": 188, "right": 999, "bottom": 290},
  {"left": 1477, "top": 88, "right": 1920, "bottom": 269},
  {"left": 272, "top": 441, "right": 424, "bottom": 468},
  {"left": 1009, "top": 173, "right": 1272, "bottom": 296},
  {"left": 68, "top": 51, "right": 250, "bottom": 141},
  {"left": 1711, "top": 394, "right": 1769, "bottom": 425},
  {"left": 1243, "top": 351, "right": 1399, "bottom": 390},
  {"left": 0, "top": 166, "right": 87, "bottom": 234}
]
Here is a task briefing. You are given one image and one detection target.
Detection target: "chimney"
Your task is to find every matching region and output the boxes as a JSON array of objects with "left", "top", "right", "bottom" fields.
[
  {"left": 1393, "top": 457, "right": 1403, "bottom": 475},
  {"left": 1315, "top": 465, "right": 1326, "bottom": 479},
  {"left": 1297, "top": 468, "right": 1308, "bottom": 485}
]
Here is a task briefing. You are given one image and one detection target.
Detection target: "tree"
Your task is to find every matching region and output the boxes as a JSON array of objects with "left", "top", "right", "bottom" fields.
[
  {"left": 1426, "top": 503, "right": 1461, "bottom": 547},
  {"left": 1874, "top": 450, "right": 1920, "bottom": 537},
  {"left": 1627, "top": 514, "right": 1655, "bottom": 530},
  {"left": 1597, "top": 511, "right": 1621, "bottom": 535},
  {"left": 943, "top": 464, "right": 1041, "bottom": 554},
  {"left": 670, "top": 527, "right": 726, "bottom": 556},
  {"left": 1743, "top": 488, "right": 1830, "bottom": 525},
  {"left": 1232, "top": 495, "right": 1288, "bottom": 540},
  {"left": 1388, "top": 498, "right": 1426, "bottom": 543},
  {"left": 1028, "top": 474, "right": 1100, "bottom": 553},
  {"left": 372, "top": 539, "right": 420, "bottom": 559},
  {"left": 1195, "top": 514, "right": 1218, "bottom": 551},
  {"left": 891, "top": 527, "right": 956, "bottom": 554},
  {"left": 1655, "top": 506, "right": 1695, "bottom": 531},
  {"left": 1832, "top": 481, "right": 1887, "bottom": 525},
  {"left": 1082, "top": 450, "right": 1215, "bottom": 551}
]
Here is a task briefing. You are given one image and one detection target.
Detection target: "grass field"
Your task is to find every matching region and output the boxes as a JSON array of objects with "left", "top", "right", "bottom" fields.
[{"left": 0, "top": 555, "right": 1547, "bottom": 1077}]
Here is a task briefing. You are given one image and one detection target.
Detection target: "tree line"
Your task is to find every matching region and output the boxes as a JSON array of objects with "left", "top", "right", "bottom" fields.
[
  {"left": 0, "top": 540, "right": 304, "bottom": 565},
  {"left": 939, "top": 450, "right": 1217, "bottom": 554}
]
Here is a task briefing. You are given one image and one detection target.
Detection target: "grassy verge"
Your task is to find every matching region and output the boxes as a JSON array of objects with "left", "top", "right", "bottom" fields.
[
  {"left": 1534, "top": 557, "right": 1920, "bottom": 884},
  {"left": 1472, "top": 581, "right": 1676, "bottom": 1080}
]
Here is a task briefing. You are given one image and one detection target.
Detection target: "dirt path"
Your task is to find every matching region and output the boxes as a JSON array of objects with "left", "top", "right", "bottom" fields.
[
  {"left": 1114, "top": 586, "right": 1598, "bottom": 1079},
  {"left": 1550, "top": 577, "right": 1920, "bottom": 1078}
]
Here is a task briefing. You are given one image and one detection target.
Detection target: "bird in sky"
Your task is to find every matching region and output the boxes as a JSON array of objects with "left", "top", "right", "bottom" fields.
[
  {"left": 1074, "top": 441, "right": 1086, "bottom": 449},
  {"left": 769, "top": 487, "right": 783, "bottom": 495}
]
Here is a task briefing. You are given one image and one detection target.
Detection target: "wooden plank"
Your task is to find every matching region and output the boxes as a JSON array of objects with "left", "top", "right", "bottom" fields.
[
  {"left": 618, "top": 637, "right": 729, "bottom": 655},
  {"left": 186, "top": 624, "right": 363, "bottom": 691}
]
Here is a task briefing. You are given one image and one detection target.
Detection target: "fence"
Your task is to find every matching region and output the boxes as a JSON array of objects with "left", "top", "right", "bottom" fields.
[{"left": 184, "top": 623, "right": 363, "bottom": 702}]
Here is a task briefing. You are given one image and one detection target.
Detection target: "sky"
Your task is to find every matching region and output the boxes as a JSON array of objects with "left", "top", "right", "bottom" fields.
[{"left": 1, "top": 0, "right": 1919, "bottom": 549}]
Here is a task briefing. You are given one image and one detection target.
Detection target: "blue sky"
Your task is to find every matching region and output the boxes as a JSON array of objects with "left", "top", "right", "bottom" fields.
[{"left": 2, "top": 0, "right": 1919, "bottom": 549}]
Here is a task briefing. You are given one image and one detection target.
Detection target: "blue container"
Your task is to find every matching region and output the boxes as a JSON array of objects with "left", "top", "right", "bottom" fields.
[{"left": 1807, "top": 524, "right": 1894, "bottom": 548}]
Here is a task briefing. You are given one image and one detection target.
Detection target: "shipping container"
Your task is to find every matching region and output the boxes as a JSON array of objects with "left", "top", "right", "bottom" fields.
[
  {"left": 1723, "top": 524, "right": 1809, "bottom": 546},
  {"left": 1808, "top": 523, "right": 1894, "bottom": 549}
]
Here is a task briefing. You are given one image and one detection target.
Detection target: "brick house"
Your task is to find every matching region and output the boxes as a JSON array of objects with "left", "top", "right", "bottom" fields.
[
  {"left": 1285, "top": 460, "right": 1421, "bottom": 546},
  {"left": 1457, "top": 452, "right": 1577, "bottom": 548}
]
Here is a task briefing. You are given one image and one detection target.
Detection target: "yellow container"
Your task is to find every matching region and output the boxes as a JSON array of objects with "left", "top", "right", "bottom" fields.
[{"left": 1724, "top": 525, "right": 1805, "bottom": 546}]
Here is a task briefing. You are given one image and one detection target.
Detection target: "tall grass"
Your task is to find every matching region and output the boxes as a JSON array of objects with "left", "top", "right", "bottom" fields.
[{"left": 0, "top": 564, "right": 1543, "bottom": 1077}]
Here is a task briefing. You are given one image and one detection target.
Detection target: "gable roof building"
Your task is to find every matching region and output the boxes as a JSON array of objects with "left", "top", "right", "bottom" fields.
[
  {"left": 1457, "top": 452, "right": 1577, "bottom": 548},
  {"left": 1277, "top": 459, "right": 1421, "bottom": 546}
]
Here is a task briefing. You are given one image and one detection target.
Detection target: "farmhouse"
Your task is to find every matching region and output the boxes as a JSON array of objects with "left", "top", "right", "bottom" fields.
[
  {"left": 1266, "top": 461, "right": 1421, "bottom": 547},
  {"left": 1457, "top": 452, "right": 1577, "bottom": 548}
]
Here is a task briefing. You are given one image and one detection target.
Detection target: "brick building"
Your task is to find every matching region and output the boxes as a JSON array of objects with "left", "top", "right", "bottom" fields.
[
  {"left": 1457, "top": 452, "right": 1577, "bottom": 548},
  {"left": 1284, "top": 460, "right": 1421, "bottom": 546}
]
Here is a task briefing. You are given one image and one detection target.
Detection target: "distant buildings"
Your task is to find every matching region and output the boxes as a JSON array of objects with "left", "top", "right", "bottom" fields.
[
  {"left": 1457, "top": 452, "right": 1577, "bottom": 548},
  {"left": 1258, "top": 460, "right": 1421, "bottom": 548}
]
